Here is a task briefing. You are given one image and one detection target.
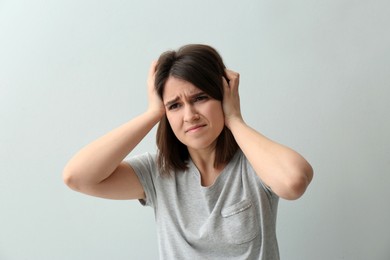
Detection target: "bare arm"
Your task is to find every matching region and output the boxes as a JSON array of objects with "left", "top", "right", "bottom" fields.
[
  {"left": 223, "top": 70, "right": 313, "bottom": 200},
  {"left": 63, "top": 62, "right": 165, "bottom": 200}
]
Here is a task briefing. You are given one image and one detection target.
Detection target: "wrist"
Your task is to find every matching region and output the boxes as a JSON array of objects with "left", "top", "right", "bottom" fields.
[
  {"left": 225, "top": 115, "right": 245, "bottom": 131},
  {"left": 145, "top": 107, "right": 165, "bottom": 122}
]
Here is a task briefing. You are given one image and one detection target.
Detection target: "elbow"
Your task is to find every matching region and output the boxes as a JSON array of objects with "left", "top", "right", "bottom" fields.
[
  {"left": 62, "top": 166, "right": 82, "bottom": 192},
  {"left": 283, "top": 163, "right": 314, "bottom": 200},
  {"left": 62, "top": 164, "right": 103, "bottom": 194},
  {"left": 283, "top": 178, "right": 309, "bottom": 200}
]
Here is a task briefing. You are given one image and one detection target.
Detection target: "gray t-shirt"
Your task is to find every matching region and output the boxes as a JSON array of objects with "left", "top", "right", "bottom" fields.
[{"left": 126, "top": 150, "right": 279, "bottom": 260}]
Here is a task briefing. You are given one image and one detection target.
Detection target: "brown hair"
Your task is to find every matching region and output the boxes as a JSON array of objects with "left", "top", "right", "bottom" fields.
[{"left": 155, "top": 44, "right": 238, "bottom": 175}]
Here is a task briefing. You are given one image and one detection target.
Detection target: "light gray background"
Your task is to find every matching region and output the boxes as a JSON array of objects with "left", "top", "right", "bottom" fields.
[{"left": 1, "top": 0, "right": 389, "bottom": 259}]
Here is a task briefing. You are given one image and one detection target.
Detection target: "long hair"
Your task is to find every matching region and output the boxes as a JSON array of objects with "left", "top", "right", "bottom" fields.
[{"left": 155, "top": 44, "right": 238, "bottom": 175}]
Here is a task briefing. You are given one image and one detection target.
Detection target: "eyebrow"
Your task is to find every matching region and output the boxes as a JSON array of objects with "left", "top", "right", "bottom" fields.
[
  {"left": 165, "top": 97, "right": 180, "bottom": 107},
  {"left": 164, "top": 91, "right": 206, "bottom": 107}
]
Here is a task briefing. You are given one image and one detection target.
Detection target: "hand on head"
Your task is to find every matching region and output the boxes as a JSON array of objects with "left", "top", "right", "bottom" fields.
[
  {"left": 147, "top": 61, "right": 165, "bottom": 117},
  {"left": 222, "top": 69, "right": 243, "bottom": 129}
]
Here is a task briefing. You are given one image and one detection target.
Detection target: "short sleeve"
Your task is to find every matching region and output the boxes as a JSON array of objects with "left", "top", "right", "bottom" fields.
[
  {"left": 243, "top": 153, "right": 279, "bottom": 201},
  {"left": 124, "top": 152, "right": 157, "bottom": 208}
]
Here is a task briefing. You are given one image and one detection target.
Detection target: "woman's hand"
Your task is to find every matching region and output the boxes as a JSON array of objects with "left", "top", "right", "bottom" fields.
[
  {"left": 147, "top": 61, "right": 165, "bottom": 117},
  {"left": 222, "top": 69, "right": 244, "bottom": 129}
]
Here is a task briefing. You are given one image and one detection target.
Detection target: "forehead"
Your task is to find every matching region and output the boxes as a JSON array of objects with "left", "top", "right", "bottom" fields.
[{"left": 163, "top": 76, "right": 201, "bottom": 101}]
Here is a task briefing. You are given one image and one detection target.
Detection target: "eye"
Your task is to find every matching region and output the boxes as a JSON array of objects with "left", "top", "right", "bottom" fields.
[
  {"left": 168, "top": 103, "right": 181, "bottom": 110},
  {"left": 194, "top": 95, "right": 209, "bottom": 102}
]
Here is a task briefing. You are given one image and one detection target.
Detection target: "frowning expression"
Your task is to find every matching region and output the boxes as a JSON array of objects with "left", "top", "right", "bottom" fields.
[{"left": 163, "top": 76, "right": 225, "bottom": 151}]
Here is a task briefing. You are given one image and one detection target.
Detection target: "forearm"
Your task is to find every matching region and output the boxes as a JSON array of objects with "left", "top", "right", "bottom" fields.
[
  {"left": 63, "top": 110, "right": 161, "bottom": 186},
  {"left": 229, "top": 118, "right": 313, "bottom": 200}
]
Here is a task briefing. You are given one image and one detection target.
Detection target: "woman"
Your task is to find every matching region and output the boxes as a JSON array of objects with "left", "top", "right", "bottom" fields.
[{"left": 63, "top": 44, "right": 313, "bottom": 259}]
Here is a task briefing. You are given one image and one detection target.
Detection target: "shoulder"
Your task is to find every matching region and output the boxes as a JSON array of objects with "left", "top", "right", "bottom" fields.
[
  {"left": 229, "top": 149, "right": 247, "bottom": 166},
  {"left": 124, "top": 152, "right": 160, "bottom": 177},
  {"left": 125, "top": 152, "right": 157, "bottom": 167},
  {"left": 234, "top": 150, "right": 278, "bottom": 198}
]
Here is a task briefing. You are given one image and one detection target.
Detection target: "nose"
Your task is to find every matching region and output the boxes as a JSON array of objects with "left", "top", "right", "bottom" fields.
[{"left": 183, "top": 104, "right": 199, "bottom": 122}]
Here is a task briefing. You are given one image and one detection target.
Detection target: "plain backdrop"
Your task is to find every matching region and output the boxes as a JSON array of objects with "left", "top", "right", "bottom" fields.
[{"left": 1, "top": 1, "right": 389, "bottom": 259}]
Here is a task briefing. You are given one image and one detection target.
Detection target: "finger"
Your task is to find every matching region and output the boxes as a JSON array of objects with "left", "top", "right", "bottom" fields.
[
  {"left": 225, "top": 69, "right": 240, "bottom": 80},
  {"left": 224, "top": 69, "right": 240, "bottom": 90},
  {"left": 222, "top": 76, "right": 229, "bottom": 89},
  {"left": 149, "top": 60, "right": 158, "bottom": 76},
  {"left": 147, "top": 61, "right": 158, "bottom": 87}
]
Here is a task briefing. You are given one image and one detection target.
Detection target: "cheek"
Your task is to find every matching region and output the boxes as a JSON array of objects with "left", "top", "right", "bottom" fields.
[
  {"left": 166, "top": 114, "right": 173, "bottom": 126},
  {"left": 208, "top": 102, "right": 224, "bottom": 121},
  {"left": 213, "top": 106, "right": 225, "bottom": 132}
]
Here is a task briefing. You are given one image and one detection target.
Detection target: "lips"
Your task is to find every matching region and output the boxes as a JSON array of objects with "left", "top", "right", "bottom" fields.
[{"left": 185, "top": 124, "right": 206, "bottom": 133}]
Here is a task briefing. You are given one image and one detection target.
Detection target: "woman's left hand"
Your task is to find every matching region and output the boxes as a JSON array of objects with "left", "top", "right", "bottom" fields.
[{"left": 222, "top": 69, "right": 243, "bottom": 129}]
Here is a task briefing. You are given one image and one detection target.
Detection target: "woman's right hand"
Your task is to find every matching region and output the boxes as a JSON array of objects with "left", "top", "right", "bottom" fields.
[{"left": 147, "top": 61, "right": 165, "bottom": 117}]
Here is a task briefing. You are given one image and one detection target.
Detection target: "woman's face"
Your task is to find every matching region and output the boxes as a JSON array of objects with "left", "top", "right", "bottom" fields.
[{"left": 163, "top": 76, "right": 225, "bottom": 152}]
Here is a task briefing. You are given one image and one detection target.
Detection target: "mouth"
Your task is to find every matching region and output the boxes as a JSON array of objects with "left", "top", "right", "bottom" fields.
[{"left": 185, "top": 124, "right": 206, "bottom": 133}]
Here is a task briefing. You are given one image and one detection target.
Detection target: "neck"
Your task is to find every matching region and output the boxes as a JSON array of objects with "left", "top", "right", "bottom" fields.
[{"left": 188, "top": 147, "right": 226, "bottom": 187}]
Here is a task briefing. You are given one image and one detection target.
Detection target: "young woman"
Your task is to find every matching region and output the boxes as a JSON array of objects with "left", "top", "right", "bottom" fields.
[{"left": 63, "top": 44, "right": 313, "bottom": 259}]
